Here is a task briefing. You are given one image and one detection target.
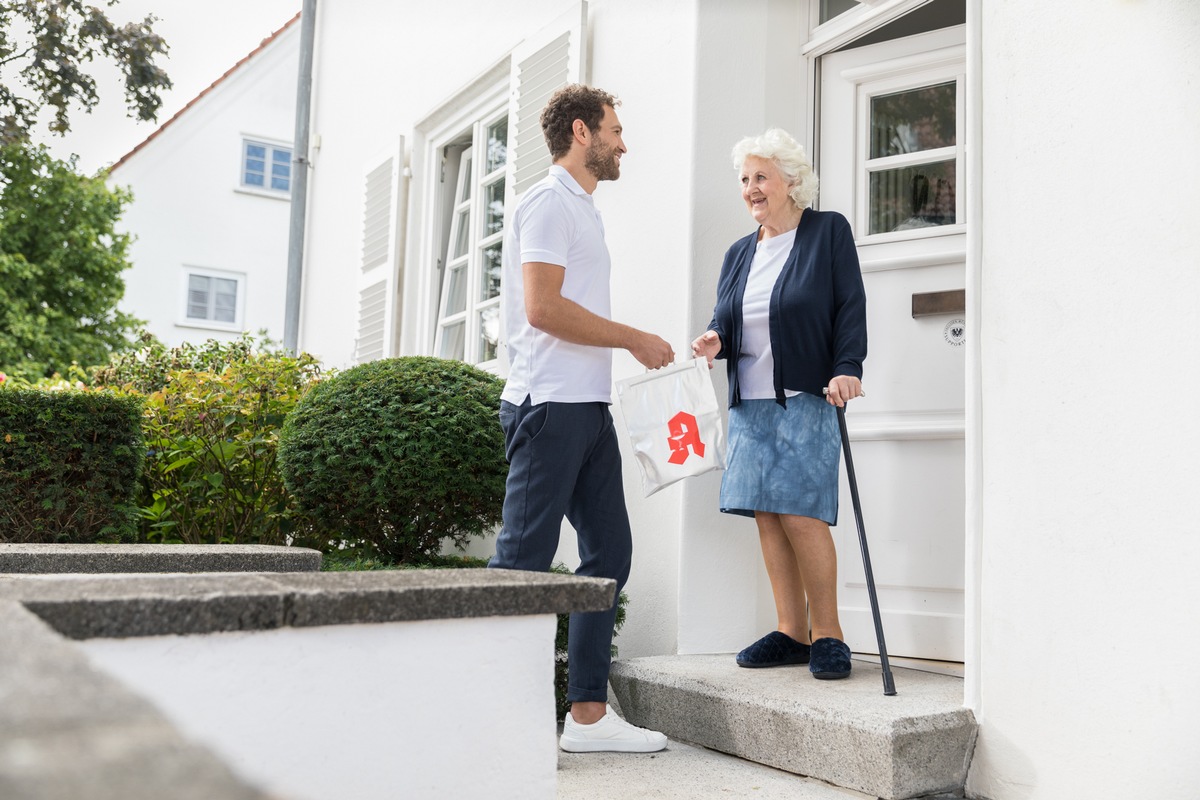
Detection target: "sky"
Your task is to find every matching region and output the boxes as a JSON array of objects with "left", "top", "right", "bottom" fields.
[{"left": 30, "top": 0, "right": 302, "bottom": 174}]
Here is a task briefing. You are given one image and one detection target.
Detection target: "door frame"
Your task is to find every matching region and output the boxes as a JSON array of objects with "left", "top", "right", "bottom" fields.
[{"left": 801, "top": 0, "right": 984, "bottom": 708}]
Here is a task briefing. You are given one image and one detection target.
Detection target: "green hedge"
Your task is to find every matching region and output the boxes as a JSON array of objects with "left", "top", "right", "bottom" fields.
[{"left": 0, "top": 388, "right": 144, "bottom": 542}]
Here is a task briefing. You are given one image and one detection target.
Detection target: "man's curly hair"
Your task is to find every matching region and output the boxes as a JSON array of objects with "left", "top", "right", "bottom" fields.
[{"left": 540, "top": 84, "right": 620, "bottom": 161}]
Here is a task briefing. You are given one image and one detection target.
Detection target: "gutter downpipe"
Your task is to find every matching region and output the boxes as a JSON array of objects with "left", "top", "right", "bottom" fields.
[
  {"left": 283, "top": 0, "right": 318, "bottom": 354},
  {"left": 964, "top": 0, "right": 984, "bottom": 715}
]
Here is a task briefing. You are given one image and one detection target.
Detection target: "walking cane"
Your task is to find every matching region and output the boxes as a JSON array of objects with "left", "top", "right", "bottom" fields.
[{"left": 826, "top": 389, "right": 897, "bottom": 696}]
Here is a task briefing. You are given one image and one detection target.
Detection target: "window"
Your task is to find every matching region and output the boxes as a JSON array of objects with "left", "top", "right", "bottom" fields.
[
  {"left": 433, "top": 113, "right": 508, "bottom": 365},
  {"left": 242, "top": 139, "right": 292, "bottom": 194},
  {"left": 820, "top": 0, "right": 861, "bottom": 24},
  {"left": 865, "top": 80, "right": 958, "bottom": 235},
  {"left": 182, "top": 269, "right": 244, "bottom": 328}
]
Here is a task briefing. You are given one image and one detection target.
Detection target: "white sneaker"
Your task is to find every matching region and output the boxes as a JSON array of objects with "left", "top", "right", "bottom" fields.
[{"left": 559, "top": 705, "right": 668, "bottom": 753}]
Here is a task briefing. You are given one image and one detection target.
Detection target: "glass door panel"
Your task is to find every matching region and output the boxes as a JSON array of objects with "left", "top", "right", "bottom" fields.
[
  {"left": 870, "top": 82, "right": 956, "bottom": 156},
  {"left": 478, "top": 306, "right": 499, "bottom": 363},
  {"left": 868, "top": 160, "right": 956, "bottom": 234}
]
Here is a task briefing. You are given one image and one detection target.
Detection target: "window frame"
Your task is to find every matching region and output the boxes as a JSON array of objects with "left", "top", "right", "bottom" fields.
[
  {"left": 406, "top": 61, "right": 509, "bottom": 367},
  {"left": 178, "top": 266, "right": 246, "bottom": 331},
  {"left": 431, "top": 108, "right": 508, "bottom": 368},
  {"left": 237, "top": 136, "right": 293, "bottom": 199},
  {"left": 850, "top": 52, "right": 966, "bottom": 245}
]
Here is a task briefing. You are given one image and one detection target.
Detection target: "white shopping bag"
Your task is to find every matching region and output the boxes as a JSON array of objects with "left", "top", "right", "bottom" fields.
[{"left": 615, "top": 357, "right": 726, "bottom": 497}]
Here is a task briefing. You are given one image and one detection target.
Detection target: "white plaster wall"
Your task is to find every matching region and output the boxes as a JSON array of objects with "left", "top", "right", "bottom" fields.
[
  {"left": 109, "top": 23, "right": 299, "bottom": 347},
  {"left": 676, "top": 0, "right": 808, "bottom": 656},
  {"left": 969, "top": 2, "right": 1200, "bottom": 798},
  {"left": 575, "top": 0, "right": 698, "bottom": 660},
  {"left": 79, "top": 615, "right": 558, "bottom": 800}
]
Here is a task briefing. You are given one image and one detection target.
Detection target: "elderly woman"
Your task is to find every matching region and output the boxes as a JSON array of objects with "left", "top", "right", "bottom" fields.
[{"left": 691, "top": 128, "right": 866, "bottom": 680}]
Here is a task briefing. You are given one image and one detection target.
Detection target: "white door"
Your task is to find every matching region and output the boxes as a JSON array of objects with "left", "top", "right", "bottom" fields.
[{"left": 819, "top": 24, "right": 967, "bottom": 661}]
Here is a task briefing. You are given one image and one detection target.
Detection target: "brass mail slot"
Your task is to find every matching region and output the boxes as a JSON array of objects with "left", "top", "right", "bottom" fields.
[{"left": 912, "top": 289, "right": 965, "bottom": 318}]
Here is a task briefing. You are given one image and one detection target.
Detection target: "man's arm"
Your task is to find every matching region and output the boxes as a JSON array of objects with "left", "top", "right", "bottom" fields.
[{"left": 524, "top": 262, "right": 674, "bottom": 369}]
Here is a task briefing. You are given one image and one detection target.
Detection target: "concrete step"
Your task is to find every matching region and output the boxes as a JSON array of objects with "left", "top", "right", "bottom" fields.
[{"left": 609, "top": 654, "right": 976, "bottom": 800}]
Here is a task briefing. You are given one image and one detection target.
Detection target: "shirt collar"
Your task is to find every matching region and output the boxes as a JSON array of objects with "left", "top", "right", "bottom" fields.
[{"left": 549, "top": 164, "right": 589, "bottom": 197}]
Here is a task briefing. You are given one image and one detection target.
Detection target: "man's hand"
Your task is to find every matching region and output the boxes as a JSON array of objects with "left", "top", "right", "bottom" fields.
[
  {"left": 524, "top": 262, "right": 674, "bottom": 368},
  {"left": 628, "top": 331, "right": 674, "bottom": 370}
]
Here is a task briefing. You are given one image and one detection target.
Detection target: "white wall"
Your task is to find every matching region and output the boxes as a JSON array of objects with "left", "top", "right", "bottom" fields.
[
  {"left": 80, "top": 615, "right": 558, "bottom": 800},
  {"left": 969, "top": 2, "right": 1200, "bottom": 798},
  {"left": 298, "top": 0, "right": 566, "bottom": 370},
  {"left": 675, "top": 0, "right": 808, "bottom": 655},
  {"left": 301, "top": 0, "right": 704, "bottom": 661},
  {"left": 109, "top": 22, "right": 299, "bottom": 347}
]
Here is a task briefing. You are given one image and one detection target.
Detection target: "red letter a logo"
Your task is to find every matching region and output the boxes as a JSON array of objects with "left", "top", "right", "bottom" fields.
[{"left": 667, "top": 412, "right": 706, "bottom": 464}]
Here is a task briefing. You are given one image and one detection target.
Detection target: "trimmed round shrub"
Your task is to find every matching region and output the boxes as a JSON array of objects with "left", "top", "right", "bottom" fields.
[{"left": 278, "top": 356, "right": 507, "bottom": 562}]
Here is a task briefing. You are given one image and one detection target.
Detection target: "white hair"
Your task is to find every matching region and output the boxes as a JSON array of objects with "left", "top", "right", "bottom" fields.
[{"left": 731, "top": 128, "right": 819, "bottom": 209}]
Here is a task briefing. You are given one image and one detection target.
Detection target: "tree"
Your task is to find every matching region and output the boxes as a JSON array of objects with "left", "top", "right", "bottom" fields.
[
  {"left": 0, "top": 141, "right": 141, "bottom": 379},
  {"left": 0, "top": 0, "right": 171, "bottom": 143}
]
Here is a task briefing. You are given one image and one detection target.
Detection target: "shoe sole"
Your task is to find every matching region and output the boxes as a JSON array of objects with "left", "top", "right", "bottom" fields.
[
  {"left": 559, "top": 738, "right": 668, "bottom": 754},
  {"left": 811, "top": 670, "right": 851, "bottom": 680},
  {"left": 736, "top": 657, "right": 810, "bottom": 668}
]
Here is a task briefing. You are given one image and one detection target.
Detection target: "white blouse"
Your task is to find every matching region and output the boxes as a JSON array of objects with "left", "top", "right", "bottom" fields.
[{"left": 737, "top": 232, "right": 798, "bottom": 400}]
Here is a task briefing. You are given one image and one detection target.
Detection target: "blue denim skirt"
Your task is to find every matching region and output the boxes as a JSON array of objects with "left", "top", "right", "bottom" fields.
[{"left": 719, "top": 393, "right": 840, "bottom": 525}]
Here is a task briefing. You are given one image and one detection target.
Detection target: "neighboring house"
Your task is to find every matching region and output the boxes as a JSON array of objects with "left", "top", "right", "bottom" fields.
[
  {"left": 107, "top": 14, "right": 300, "bottom": 347},
  {"left": 290, "top": 2, "right": 1198, "bottom": 798}
]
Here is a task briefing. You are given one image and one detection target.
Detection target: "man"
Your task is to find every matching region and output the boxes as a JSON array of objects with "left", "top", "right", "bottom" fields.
[{"left": 490, "top": 85, "right": 671, "bottom": 753}]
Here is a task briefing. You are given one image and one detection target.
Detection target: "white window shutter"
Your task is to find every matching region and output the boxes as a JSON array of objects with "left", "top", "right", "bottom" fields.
[
  {"left": 506, "top": 1, "right": 588, "bottom": 202},
  {"left": 355, "top": 136, "right": 409, "bottom": 364},
  {"left": 497, "top": 2, "right": 587, "bottom": 376}
]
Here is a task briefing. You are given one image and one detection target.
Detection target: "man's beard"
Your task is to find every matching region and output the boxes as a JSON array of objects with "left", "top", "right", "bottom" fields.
[{"left": 585, "top": 138, "right": 620, "bottom": 182}]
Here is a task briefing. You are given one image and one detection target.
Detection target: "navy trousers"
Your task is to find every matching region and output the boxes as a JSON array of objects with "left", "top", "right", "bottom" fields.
[{"left": 490, "top": 398, "right": 633, "bottom": 704}]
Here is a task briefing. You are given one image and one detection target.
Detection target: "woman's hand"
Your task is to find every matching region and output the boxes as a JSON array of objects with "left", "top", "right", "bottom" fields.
[
  {"left": 691, "top": 330, "right": 722, "bottom": 368},
  {"left": 824, "top": 375, "right": 864, "bottom": 407}
]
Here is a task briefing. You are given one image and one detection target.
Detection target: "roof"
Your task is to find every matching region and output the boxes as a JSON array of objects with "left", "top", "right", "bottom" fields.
[{"left": 107, "top": 11, "right": 301, "bottom": 173}]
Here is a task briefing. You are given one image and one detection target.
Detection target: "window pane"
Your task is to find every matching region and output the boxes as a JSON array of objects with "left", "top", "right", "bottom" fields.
[
  {"left": 452, "top": 209, "right": 470, "bottom": 258},
  {"left": 870, "top": 82, "right": 956, "bottom": 158},
  {"left": 438, "top": 321, "right": 465, "bottom": 360},
  {"left": 484, "top": 179, "right": 505, "bottom": 237},
  {"left": 272, "top": 149, "right": 292, "bottom": 164},
  {"left": 245, "top": 144, "right": 266, "bottom": 159},
  {"left": 478, "top": 306, "right": 499, "bottom": 363},
  {"left": 271, "top": 176, "right": 290, "bottom": 191},
  {"left": 486, "top": 118, "right": 508, "bottom": 173},
  {"left": 461, "top": 153, "right": 473, "bottom": 202},
  {"left": 187, "top": 275, "right": 210, "bottom": 319},
  {"left": 444, "top": 264, "right": 467, "bottom": 314},
  {"left": 480, "top": 243, "right": 501, "bottom": 301},
  {"left": 244, "top": 172, "right": 265, "bottom": 187},
  {"left": 868, "top": 160, "right": 956, "bottom": 235},
  {"left": 214, "top": 278, "right": 238, "bottom": 323},
  {"left": 820, "top": 0, "right": 860, "bottom": 24}
]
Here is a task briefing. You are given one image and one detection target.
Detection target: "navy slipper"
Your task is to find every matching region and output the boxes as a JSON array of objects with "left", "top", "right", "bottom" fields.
[
  {"left": 736, "top": 631, "right": 811, "bottom": 668},
  {"left": 809, "top": 637, "right": 852, "bottom": 680}
]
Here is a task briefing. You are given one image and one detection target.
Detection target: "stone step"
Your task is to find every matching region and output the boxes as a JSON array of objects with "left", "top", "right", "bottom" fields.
[{"left": 609, "top": 654, "right": 976, "bottom": 800}]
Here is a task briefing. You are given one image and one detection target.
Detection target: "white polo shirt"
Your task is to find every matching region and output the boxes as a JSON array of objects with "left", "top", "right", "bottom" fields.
[{"left": 501, "top": 165, "right": 614, "bottom": 405}]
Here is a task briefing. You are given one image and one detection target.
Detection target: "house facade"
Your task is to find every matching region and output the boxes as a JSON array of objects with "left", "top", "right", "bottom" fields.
[
  {"left": 293, "top": 2, "right": 1199, "bottom": 798},
  {"left": 108, "top": 15, "right": 300, "bottom": 347}
]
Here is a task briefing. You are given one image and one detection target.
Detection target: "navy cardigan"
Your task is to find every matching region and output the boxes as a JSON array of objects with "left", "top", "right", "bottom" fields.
[{"left": 707, "top": 209, "right": 867, "bottom": 407}]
